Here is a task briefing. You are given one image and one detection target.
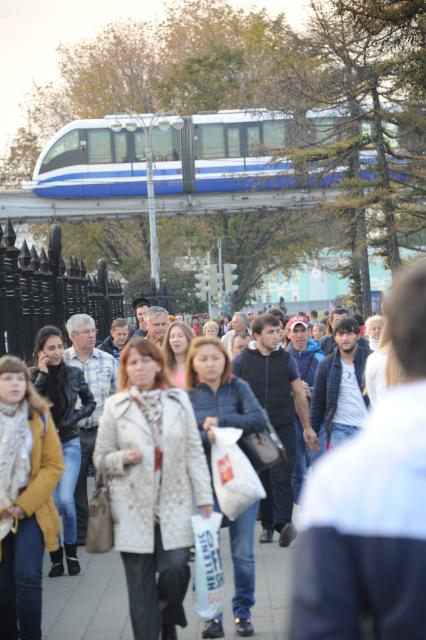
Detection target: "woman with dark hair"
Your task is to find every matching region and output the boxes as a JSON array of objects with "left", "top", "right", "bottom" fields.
[
  {"left": 0, "top": 354, "right": 63, "bottom": 640},
  {"left": 30, "top": 325, "right": 95, "bottom": 577},
  {"left": 94, "top": 338, "right": 213, "bottom": 640},
  {"left": 186, "top": 336, "right": 267, "bottom": 639},
  {"left": 162, "top": 321, "right": 195, "bottom": 388}
]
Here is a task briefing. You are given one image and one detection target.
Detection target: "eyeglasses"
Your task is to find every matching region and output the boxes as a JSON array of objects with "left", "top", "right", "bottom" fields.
[{"left": 76, "top": 328, "right": 96, "bottom": 336}]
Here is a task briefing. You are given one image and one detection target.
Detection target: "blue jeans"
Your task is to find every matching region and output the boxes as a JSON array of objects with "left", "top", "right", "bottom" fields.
[
  {"left": 0, "top": 516, "right": 44, "bottom": 640},
  {"left": 228, "top": 501, "right": 258, "bottom": 620},
  {"left": 54, "top": 436, "right": 81, "bottom": 544},
  {"left": 292, "top": 420, "right": 327, "bottom": 503},
  {"left": 330, "top": 422, "right": 361, "bottom": 449}
]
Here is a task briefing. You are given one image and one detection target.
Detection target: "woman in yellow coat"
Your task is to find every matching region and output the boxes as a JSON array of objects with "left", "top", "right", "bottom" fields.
[{"left": 0, "top": 355, "right": 64, "bottom": 640}]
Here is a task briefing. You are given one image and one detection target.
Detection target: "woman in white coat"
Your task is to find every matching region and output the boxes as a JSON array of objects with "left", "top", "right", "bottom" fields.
[{"left": 94, "top": 338, "right": 213, "bottom": 640}]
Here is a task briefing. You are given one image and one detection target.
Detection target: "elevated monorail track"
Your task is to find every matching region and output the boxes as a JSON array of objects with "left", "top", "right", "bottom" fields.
[{"left": 0, "top": 188, "right": 343, "bottom": 223}]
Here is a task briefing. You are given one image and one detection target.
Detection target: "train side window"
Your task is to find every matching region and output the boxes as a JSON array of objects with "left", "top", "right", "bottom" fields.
[
  {"left": 113, "top": 132, "right": 128, "bottom": 163},
  {"left": 88, "top": 129, "right": 113, "bottom": 164},
  {"left": 247, "top": 126, "right": 261, "bottom": 154},
  {"left": 196, "top": 124, "right": 225, "bottom": 159},
  {"left": 263, "top": 120, "right": 286, "bottom": 151},
  {"left": 151, "top": 129, "right": 175, "bottom": 161},
  {"left": 133, "top": 129, "right": 178, "bottom": 162},
  {"left": 227, "top": 127, "right": 241, "bottom": 158},
  {"left": 42, "top": 130, "right": 80, "bottom": 169},
  {"left": 312, "top": 117, "right": 338, "bottom": 144}
]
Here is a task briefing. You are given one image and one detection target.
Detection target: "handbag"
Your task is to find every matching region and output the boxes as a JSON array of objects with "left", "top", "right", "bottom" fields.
[
  {"left": 239, "top": 410, "right": 287, "bottom": 472},
  {"left": 86, "top": 469, "right": 114, "bottom": 554}
]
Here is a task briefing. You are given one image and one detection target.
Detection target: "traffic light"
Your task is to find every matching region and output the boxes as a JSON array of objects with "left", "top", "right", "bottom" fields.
[
  {"left": 224, "top": 263, "right": 238, "bottom": 294},
  {"left": 209, "top": 264, "right": 219, "bottom": 297},
  {"left": 194, "top": 272, "right": 209, "bottom": 301}
]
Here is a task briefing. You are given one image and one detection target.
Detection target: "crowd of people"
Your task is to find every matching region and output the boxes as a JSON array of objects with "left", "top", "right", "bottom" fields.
[{"left": 1, "top": 261, "right": 425, "bottom": 640}]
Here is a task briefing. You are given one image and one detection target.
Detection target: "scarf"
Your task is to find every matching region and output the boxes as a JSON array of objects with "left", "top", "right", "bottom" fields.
[
  {"left": 129, "top": 387, "right": 163, "bottom": 521},
  {"left": 0, "top": 400, "right": 30, "bottom": 541}
]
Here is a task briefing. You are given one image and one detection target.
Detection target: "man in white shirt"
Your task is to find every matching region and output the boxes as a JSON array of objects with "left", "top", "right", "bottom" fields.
[{"left": 310, "top": 316, "right": 371, "bottom": 448}]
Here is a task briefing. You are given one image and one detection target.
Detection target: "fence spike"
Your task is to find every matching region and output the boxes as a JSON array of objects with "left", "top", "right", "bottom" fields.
[
  {"left": 19, "top": 240, "right": 32, "bottom": 268},
  {"left": 30, "top": 246, "right": 40, "bottom": 271},
  {"left": 4, "top": 219, "right": 17, "bottom": 248}
]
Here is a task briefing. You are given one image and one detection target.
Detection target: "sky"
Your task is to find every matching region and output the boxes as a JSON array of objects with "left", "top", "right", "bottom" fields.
[{"left": 0, "top": 0, "right": 311, "bottom": 154}]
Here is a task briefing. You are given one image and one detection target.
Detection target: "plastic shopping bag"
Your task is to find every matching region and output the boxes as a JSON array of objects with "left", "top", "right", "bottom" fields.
[
  {"left": 191, "top": 512, "right": 225, "bottom": 620},
  {"left": 211, "top": 427, "right": 266, "bottom": 521}
]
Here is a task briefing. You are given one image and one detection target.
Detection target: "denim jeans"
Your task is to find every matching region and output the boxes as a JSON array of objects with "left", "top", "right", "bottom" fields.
[
  {"left": 228, "top": 500, "right": 258, "bottom": 620},
  {"left": 75, "top": 428, "right": 97, "bottom": 543},
  {"left": 330, "top": 422, "right": 361, "bottom": 449},
  {"left": 0, "top": 516, "right": 44, "bottom": 640},
  {"left": 292, "top": 419, "right": 327, "bottom": 504},
  {"left": 54, "top": 436, "right": 81, "bottom": 545}
]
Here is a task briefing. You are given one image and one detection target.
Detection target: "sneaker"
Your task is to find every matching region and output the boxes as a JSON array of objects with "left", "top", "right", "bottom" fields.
[
  {"left": 259, "top": 528, "right": 274, "bottom": 543},
  {"left": 278, "top": 522, "right": 297, "bottom": 548},
  {"left": 202, "top": 618, "right": 225, "bottom": 638},
  {"left": 235, "top": 618, "right": 254, "bottom": 637}
]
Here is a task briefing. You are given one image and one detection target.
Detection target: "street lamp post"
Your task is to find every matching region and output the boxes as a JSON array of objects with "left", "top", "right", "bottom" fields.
[{"left": 110, "top": 112, "right": 184, "bottom": 292}]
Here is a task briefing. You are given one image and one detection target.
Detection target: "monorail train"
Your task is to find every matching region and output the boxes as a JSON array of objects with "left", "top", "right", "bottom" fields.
[{"left": 29, "top": 109, "right": 406, "bottom": 199}]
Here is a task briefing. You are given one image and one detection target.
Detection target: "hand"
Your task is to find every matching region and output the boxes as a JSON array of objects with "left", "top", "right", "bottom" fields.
[
  {"left": 302, "top": 381, "right": 311, "bottom": 398},
  {"left": 203, "top": 416, "right": 218, "bottom": 430},
  {"left": 304, "top": 427, "right": 320, "bottom": 452},
  {"left": 200, "top": 504, "right": 213, "bottom": 519},
  {"left": 125, "top": 449, "right": 142, "bottom": 465},
  {"left": 7, "top": 505, "right": 26, "bottom": 520},
  {"left": 37, "top": 351, "right": 49, "bottom": 373}
]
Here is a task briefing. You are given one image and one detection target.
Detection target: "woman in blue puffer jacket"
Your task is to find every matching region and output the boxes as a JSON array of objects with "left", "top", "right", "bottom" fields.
[{"left": 186, "top": 337, "right": 267, "bottom": 639}]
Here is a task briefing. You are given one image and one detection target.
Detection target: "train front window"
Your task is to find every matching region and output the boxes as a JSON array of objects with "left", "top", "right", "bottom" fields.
[
  {"left": 42, "top": 130, "right": 80, "bottom": 169},
  {"left": 88, "top": 130, "right": 112, "bottom": 164}
]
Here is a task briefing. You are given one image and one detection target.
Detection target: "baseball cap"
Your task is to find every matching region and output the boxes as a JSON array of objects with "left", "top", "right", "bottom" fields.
[{"left": 289, "top": 315, "right": 309, "bottom": 330}]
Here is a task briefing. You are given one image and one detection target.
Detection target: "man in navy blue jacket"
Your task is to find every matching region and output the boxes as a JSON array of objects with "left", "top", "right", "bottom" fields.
[
  {"left": 310, "top": 316, "right": 370, "bottom": 448},
  {"left": 286, "top": 316, "right": 325, "bottom": 502}
]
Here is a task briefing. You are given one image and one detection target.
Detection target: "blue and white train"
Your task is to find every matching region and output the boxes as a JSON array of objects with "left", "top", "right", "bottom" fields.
[{"left": 29, "top": 109, "right": 405, "bottom": 199}]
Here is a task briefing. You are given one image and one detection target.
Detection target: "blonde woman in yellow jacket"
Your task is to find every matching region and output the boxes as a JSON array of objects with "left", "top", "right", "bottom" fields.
[{"left": 0, "top": 355, "right": 64, "bottom": 640}]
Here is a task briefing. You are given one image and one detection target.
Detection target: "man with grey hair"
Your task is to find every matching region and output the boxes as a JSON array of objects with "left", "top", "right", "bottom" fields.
[
  {"left": 145, "top": 306, "right": 169, "bottom": 346},
  {"left": 231, "top": 331, "right": 252, "bottom": 359},
  {"left": 221, "top": 312, "right": 250, "bottom": 357},
  {"left": 64, "top": 314, "right": 117, "bottom": 545}
]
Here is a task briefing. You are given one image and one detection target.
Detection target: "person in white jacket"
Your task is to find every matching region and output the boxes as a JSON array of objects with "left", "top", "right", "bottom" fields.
[{"left": 94, "top": 337, "right": 213, "bottom": 640}]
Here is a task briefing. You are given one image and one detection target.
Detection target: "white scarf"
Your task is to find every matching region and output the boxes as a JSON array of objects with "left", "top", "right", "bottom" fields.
[{"left": 0, "top": 400, "right": 30, "bottom": 541}]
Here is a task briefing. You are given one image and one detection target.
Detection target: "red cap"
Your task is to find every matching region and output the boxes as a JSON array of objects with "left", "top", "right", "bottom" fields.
[{"left": 289, "top": 315, "right": 309, "bottom": 330}]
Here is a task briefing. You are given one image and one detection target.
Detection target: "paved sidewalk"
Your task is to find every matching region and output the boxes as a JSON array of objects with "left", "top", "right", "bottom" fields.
[{"left": 42, "top": 524, "right": 295, "bottom": 639}]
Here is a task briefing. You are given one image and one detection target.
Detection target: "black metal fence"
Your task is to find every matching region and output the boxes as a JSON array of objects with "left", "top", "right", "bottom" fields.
[{"left": 0, "top": 220, "right": 124, "bottom": 363}]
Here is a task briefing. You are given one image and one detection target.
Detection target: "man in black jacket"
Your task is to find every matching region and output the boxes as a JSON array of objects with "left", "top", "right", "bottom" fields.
[
  {"left": 98, "top": 318, "right": 129, "bottom": 362},
  {"left": 233, "top": 314, "right": 318, "bottom": 547},
  {"left": 310, "top": 316, "right": 370, "bottom": 447}
]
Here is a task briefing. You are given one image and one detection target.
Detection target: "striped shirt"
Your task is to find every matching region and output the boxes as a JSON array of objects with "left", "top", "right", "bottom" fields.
[{"left": 64, "top": 347, "right": 117, "bottom": 428}]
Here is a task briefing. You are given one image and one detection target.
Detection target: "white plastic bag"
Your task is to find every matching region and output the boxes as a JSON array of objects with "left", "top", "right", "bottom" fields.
[
  {"left": 211, "top": 427, "right": 266, "bottom": 521},
  {"left": 191, "top": 512, "right": 225, "bottom": 620}
]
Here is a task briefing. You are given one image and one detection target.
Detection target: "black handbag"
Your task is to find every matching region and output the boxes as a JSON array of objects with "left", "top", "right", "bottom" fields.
[{"left": 239, "top": 410, "right": 287, "bottom": 472}]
